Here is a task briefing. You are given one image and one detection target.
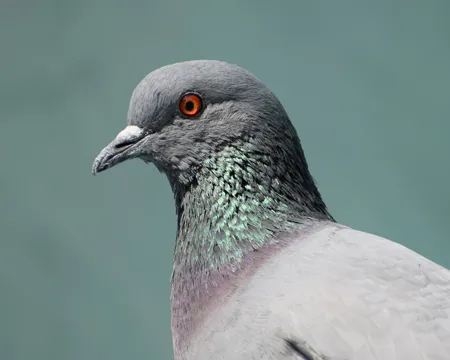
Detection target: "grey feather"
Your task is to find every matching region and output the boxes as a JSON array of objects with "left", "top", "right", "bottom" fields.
[{"left": 92, "top": 60, "right": 450, "bottom": 360}]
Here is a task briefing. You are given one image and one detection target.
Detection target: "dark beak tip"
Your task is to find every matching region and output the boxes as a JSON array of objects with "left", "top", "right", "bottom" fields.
[
  {"left": 91, "top": 164, "right": 100, "bottom": 176},
  {"left": 92, "top": 155, "right": 108, "bottom": 176}
]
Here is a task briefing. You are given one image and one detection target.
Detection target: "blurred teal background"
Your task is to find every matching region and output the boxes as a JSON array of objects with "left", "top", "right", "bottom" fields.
[{"left": 1, "top": 1, "right": 449, "bottom": 359}]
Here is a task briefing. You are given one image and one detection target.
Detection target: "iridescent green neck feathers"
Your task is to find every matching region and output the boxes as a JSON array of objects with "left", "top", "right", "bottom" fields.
[{"left": 172, "top": 140, "right": 333, "bottom": 272}]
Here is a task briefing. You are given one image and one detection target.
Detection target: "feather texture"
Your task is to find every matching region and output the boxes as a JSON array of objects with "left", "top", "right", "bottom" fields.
[{"left": 185, "top": 223, "right": 450, "bottom": 359}]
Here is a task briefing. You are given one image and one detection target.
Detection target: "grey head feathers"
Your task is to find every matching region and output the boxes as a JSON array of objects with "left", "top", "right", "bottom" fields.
[{"left": 93, "top": 60, "right": 332, "bottom": 219}]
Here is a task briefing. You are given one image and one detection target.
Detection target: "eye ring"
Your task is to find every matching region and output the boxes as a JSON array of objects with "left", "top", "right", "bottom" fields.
[{"left": 179, "top": 93, "right": 203, "bottom": 117}]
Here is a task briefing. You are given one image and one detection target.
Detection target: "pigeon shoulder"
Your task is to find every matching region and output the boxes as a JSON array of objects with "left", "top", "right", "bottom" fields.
[
  {"left": 189, "top": 223, "right": 450, "bottom": 359},
  {"left": 258, "top": 224, "right": 450, "bottom": 359}
]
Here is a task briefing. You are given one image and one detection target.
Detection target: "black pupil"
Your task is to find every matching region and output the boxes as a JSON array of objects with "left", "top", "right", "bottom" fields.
[{"left": 185, "top": 100, "right": 195, "bottom": 112}]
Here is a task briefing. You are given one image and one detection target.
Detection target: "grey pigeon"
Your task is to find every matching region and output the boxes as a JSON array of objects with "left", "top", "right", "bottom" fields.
[{"left": 92, "top": 60, "right": 450, "bottom": 360}]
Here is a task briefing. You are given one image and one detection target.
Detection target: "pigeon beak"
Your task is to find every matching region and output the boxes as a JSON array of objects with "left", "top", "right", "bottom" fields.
[{"left": 92, "top": 125, "right": 145, "bottom": 175}]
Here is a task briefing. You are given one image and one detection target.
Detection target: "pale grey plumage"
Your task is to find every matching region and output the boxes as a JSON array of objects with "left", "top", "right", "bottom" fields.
[
  {"left": 92, "top": 60, "right": 450, "bottom": 360},
  {"left": 186, "top": 222, "right": 450, "bottom": 359}
]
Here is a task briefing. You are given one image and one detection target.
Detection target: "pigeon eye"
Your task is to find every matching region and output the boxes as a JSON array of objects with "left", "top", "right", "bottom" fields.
[{"left": 179, "top": 93, "right": 203, "bottom": 117}]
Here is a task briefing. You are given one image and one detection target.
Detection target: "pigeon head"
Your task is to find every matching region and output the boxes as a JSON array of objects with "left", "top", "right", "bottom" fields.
[
  {"left": 93, "top": 60, "right": 331, "bottom": 220},
  {"left": 94, "top": 61, "right": 294, "bottom": 180}
]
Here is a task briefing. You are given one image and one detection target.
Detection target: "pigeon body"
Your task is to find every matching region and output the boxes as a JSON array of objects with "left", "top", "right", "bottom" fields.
[{"left": 93, "top": 60, "right": 450, "bottom": 359}]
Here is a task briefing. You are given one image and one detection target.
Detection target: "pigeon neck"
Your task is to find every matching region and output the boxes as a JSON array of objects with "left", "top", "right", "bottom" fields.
[{"left": 169, "top": 139, "right": 333, "bottom": 350}]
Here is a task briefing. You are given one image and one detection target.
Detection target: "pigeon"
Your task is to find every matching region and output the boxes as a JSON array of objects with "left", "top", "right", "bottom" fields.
[{"left": 92, "top": 60, "right": 450, "bottom": 360}]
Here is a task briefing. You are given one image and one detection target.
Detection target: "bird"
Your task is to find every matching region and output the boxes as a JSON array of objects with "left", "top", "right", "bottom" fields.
[{"left": 92, "top": 60, "right": 450, "bottom": 360}]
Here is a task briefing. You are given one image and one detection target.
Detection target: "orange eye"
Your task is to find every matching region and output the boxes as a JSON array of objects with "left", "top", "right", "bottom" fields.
[{"left": 179, "top": 93, "right": 203, "bottom": 117}]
